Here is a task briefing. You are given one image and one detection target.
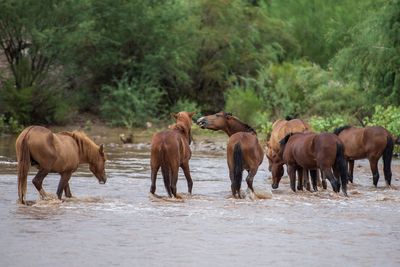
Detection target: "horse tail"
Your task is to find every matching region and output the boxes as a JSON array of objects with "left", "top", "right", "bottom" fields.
[
  {"left": 17, "top": 127, "right": 34, "bottom": 204},
  {"left": 383, "top": 135, "right": 394, "bottom": 185},
  {"left": 159, "top": 145, "right": 172, "bottom": 197},
  {"left": 233, "top": 143, "right": 243, "bottom": 194},
  {"left": 335, "top": 142, "right": 348, "bottom": 196}
]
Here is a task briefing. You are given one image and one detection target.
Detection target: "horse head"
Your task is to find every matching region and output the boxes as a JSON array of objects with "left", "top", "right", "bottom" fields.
[
  {"left": 197, "top": 111, "right": 255, "bottom": 136},
  {"left": 89, "top": 144, "right": 107, "bottom": 184},
  {"left": 171, "top": 111, "right": 196, "bottom": 144}
]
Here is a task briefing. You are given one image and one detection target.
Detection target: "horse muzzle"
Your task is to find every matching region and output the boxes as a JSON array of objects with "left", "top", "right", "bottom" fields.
[
  {"left": 99, "top": 176, "right": 107, "bottom": 184},
  {"left": 271, "top": 183, "right": 279, "bottom": 189},
  {"left": 196, "top": 117, "right": 207, "bottom": 128}
]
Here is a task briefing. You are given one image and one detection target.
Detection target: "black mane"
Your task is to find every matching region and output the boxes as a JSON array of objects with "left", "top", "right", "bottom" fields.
[
  {"left": 279, "top": 133, "right": 293, "bottom": 146},
  {"left": 333, "top": 125, "right": 352, "bottom": 135}
]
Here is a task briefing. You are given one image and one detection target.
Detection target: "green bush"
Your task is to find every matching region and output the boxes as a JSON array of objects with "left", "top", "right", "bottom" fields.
[
  {"left": 170, "top": 99, "right": 202, "bottom": 121},
  {"left": 309, "top": 115, "right": 347, "bottom": 133},
  {"left": 101, "top": 77, "right": 165, "bottom": 128},
  {"left": 225, "top": 86, "right": 266, "bottom": 128},
  {"left": 364, "top": 105, "right": 400, "bottom": 137}
]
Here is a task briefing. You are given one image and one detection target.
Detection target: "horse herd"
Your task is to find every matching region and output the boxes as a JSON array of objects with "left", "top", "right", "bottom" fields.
[{"left": 15, "top": 111, "right": 399, "bottom": 204}]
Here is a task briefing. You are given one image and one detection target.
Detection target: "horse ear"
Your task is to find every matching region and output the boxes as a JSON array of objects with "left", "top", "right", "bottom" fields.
[
  {"left": 99, "top": 144, "right": 104, "bottom": 155},
  {"left": 188, "top": 112, "right": 196, "bottom": 118},
  {"left": 171, "top": 113, "right": 179, "bottom": 120}
]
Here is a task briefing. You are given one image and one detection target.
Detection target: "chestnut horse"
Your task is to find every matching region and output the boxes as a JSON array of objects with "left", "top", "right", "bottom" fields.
[
  {"left": 266, "top": 118, "right": 311, "bottom": 189},
  {"left": 197, "top": 112, "right": 264, "bottom": 198},
  {"left": 334, "top": 125, "right": 394, "bottom": 186},
  {"left": 278, "top": 132, "right": 348, "bottom": 196},
  {"left": 16, "top": 126, "right": 107, "bottom": 204},
  {"left": 150, "top": 111, "right": 195, "bottom": 198}
]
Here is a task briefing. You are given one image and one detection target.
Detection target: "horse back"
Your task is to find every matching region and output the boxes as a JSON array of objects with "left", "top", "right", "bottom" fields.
[{"left": 151, "top": 130, "right": 190, "bottom": 167}]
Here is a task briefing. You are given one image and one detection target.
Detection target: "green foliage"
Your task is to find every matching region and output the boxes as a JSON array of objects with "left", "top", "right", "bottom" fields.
[
  {"left": 225, "top": 87, "right": 265, "bottom": 128},
  {"left": 170, "top": 99, "right": 202, "bottom": 121},
  {"left": 333, "top": 0, "right": 400, "bottom": 106},
  {"left": 0, "top": 114, "right": 23, "bottom": 134},
  {"left": 309, "top": 115, "right": 347, "bottom": 133},
  {"left": 101, "top": 77, "right": 165, "bottom": 128},
  {"left": 364, "top": 105, "right": 400, "bottom": 136}
]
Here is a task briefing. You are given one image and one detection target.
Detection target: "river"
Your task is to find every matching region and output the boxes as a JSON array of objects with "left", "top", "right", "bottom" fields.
[{"left": 0, "top": 127, "right": 399, "bottom": 267}]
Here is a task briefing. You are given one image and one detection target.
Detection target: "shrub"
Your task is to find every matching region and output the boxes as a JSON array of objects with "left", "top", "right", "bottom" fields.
[
  {"left": 309, "top": 115, "right": 347, "bottom": 133},
  {"left": 225, "top": 86, "right": 266, "bottom": 128},
  {"left": 170, "top": 99, "right": 202, "bottom": 121},
  {"left": 101, "top": 77, "right": 165, "bottom": 128},
  {"left": 364, "top": 105, "right": 400, "bottom": 137}
]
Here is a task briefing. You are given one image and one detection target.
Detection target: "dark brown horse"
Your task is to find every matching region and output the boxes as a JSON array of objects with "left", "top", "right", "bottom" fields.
[
  {"left": 334, "top": 125, "right": 394, "bottom": 186},
  {"left": 278, "top": 132, "right": 348, "bottom": 196},
  {"left": 150, "top": 111, "right": 195, "bottom": 198},
  {"left": 197, "top": 112, "right": 264, "bottom": 198},
  {"left": 266, "top": 118, "right": 313, "bottom": 190},
  {"left": 16, "top": 126, "right": 107, "bottom": 204}
]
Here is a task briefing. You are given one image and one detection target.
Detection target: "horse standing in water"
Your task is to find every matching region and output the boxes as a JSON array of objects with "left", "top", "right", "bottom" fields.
[
  {"left": 278, "top": 132, "right": 348, "bottom": 196},
  {"left": 265, "top": 118, "right": 314, "bottom": 190},
  {"left": 334, "top": 125, "right": 394, "bottom": 186},
  {"left": 16, "top": 126, "right": 107, "bottom": 205},
  {"left": 150, "top": 111, "right": 195, "bottom": 198},
  {"left": 197, "top": 112, "right": 264, "bottom": 198}
]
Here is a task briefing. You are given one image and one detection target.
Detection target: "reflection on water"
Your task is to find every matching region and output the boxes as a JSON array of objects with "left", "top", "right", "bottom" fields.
[{"left": 0, "top": 130, "right": 400, "bottom": 267}]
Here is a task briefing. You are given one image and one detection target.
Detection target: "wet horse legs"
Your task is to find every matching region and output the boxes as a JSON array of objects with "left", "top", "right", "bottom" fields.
[
  {"left": 57, "top": 173, "right": 72, "bottom": 200},
  {"left": 348, "top": 160, "right": 354, "bottom": 183},
  {"left": 150, "top": 164, "right": 159, "bottom": 194},
  {"left": 32, "top": 168, "right": 50, "bottom": 199},
  {"left": 369, "top": 157, "right": 380, "bottom": 187},
  {"left": 181, "top": 162, "right": 193, "bottom": 194},
  {"left": 245, "top": 169, "right": 257, "bottom": 193},
  {"left": 287, "top": 165, "right": 297, "bottom": 192}
]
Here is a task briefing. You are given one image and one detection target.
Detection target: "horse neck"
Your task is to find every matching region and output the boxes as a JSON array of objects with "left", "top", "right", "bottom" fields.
[
  {"left": 76, "top": 137, "right": 99, "bottom": 164},
  {"left": 172, "top": 122, "right": 191, "bottom": 143},
  {"left": 225, "top": 119, "right": 255, "bottom": 137}
]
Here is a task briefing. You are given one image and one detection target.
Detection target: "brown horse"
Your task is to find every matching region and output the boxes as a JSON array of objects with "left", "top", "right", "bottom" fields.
[
  {"left": 197, "top": 112, "right": 264, "bottom": 198},
  {"left": 150, "top": 111, "right": 195, "bottom": 198},
  {"left": 16, "top": 126, "right": 107, "bottom": 204},
  {"left": 334, "top": 125, "right": 394, "bottom": 186},
  {"left": 278, "top": 132, "right": 348, "bottom": 196},
  {"left": 266, "top": 118, "right": 311, "bottom": 189}
]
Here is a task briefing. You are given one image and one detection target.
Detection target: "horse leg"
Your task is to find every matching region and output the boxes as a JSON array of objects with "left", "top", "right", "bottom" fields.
[
  {"left": 297, "top": 168, "right": 304, "bottom": 191},
  {"left": 322, "top": 168, "right": 340, "bottom": 193},
  {"left": 64, "top": 183, "right": 72, "bottom": 198},
  {"left": 348, "top": 160, "right": 354, "bottom": 183},
  {"left": 245, "top": 168, "right": 257, "bottom": 193},
  {"left": 320, "top": 169, "right": 327, "bottom": 189},
  {"left": 170, "top": 168, "right": 180, "bottom": 198},
  {"left": 56, "top": 173, "right": 72, "bottom": 200},
  {"left": 150, "top": 164, "right": 159, "bottom": 195},
  {"left": 369, "top": 157, "right": 380, "bottom": 187},
  {"left": 32, "top": 168, "right": 50, "bottom": 200},
  {"left": 181, "top": 161, "right": 193, "bottom": 194},
  {"left": 287, "top": 165, "right": 297, "bottom": 192},
  {"left": 310, "top": 170, "right": 318, "bottom": 191}
]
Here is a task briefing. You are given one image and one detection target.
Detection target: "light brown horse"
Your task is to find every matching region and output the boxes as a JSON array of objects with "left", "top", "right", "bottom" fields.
[
  {"left": 266, "top": 118, "right": 312, "bottom": 189},
  {"left": 16, "top": 126, "right": 107, "bottom": 204},
  {"left": 150, "top": 111, "right": 195, "bottom": 198},
  {"left": 278, "top": 132, "right": 348, "bottom": 196},
  {"left": 334, "top": 125, "right": 394, "bottom": 186},
  {"left": 197, "top": 112, "right": 264, "bottom": 198}
]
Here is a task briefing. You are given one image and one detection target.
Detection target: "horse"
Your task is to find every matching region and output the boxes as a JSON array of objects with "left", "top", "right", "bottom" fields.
[
  {"left": 197, "top": 111, "right": 264, "bottom": 198},
  {"left": 16, "top": 126, "right": 107, "bottom": 205},
  {"left": 278, "top": 132, "right": 348, "bottom": 196},
  {"left": 265, "top": 118, "right": 320, "bottom": 190},
  {"left": 334, "top": 125, "right": 394, "bottom": 187},
  {"left": 150, "top": 111, "right": 195, "bottom": 198}
]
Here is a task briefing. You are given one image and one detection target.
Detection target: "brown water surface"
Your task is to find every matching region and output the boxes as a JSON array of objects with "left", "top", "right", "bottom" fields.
[{"left": 0, "top": 129, "right": 399, "bottom": 267}]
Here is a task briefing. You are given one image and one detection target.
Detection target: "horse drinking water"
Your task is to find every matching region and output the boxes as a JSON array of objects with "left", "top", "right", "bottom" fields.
[
  {"left": 278, "top": 132, "right": 348, "bottom": 196},
  {"left": 150, "top": 111, "right": 195, "bottom": 198},
  {"left": 16, "top": 126, "right": 107, "bottom": 205},
  {"left": 197, "top": 112, "right": 264, "bottom": 198}
]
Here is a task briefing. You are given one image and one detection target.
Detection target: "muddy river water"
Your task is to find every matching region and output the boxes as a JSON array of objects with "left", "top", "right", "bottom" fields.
[{"left": 0, "top": 128, "right": 399, "bottom": 267}]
